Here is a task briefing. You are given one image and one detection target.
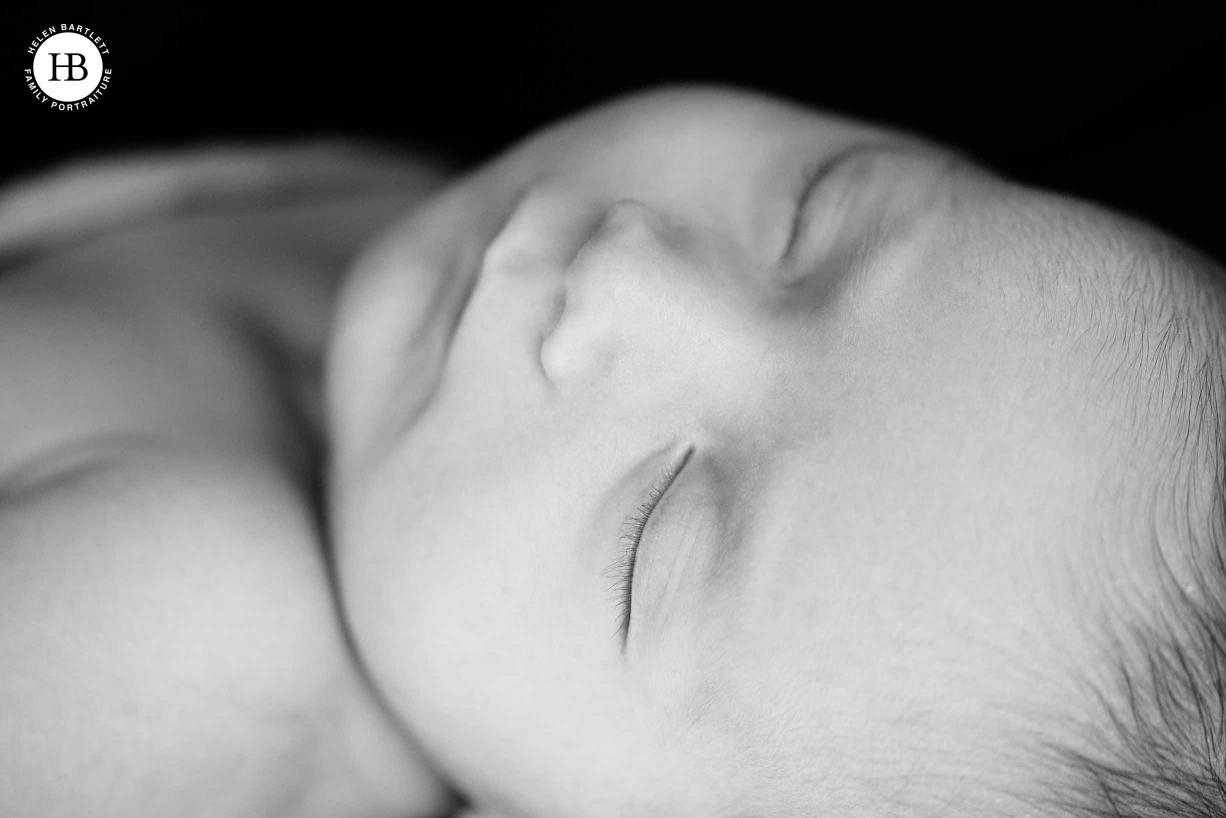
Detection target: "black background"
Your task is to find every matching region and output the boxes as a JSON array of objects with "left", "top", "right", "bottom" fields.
[{"left": 3, "top": 4, "right": 1224, "bottom": 260}]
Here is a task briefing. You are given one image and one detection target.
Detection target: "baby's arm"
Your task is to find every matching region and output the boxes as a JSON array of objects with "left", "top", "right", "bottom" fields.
[{"left": 0, "top": 185, "right": 451, "bottom": 817}]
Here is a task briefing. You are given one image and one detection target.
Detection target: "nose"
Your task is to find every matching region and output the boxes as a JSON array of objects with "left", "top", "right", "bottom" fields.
[{"left": 540, "top": 198, "right": 703, "bottom": 387}]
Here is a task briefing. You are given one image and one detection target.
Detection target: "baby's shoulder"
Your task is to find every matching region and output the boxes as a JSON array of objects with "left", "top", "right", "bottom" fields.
[
  {"left": 0, "top": 437, "right": 359, "bottom": 815},
  {"left": 0, "top": 206, "right": 449, "bottom": 815}
]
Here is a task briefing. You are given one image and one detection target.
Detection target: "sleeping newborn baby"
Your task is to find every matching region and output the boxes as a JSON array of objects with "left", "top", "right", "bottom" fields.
[{"left": 327, "top": 87, "right": 1226, "bottom": 816}]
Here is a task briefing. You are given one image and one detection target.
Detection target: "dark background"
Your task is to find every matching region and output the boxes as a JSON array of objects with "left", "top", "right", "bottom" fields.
[{"left": 4, "top": 5, "right": 1224, "bottom": 260}]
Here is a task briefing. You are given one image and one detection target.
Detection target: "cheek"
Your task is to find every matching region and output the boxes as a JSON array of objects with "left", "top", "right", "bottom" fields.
[
  {"left": 336, "top": 468, "right": 513, "bottom": 712},
  {"left": 336, "top": 455, "right": 706, "bottom": 813},
  {"left": 335, "top": 449, "right": 602, "bottom": 716}
]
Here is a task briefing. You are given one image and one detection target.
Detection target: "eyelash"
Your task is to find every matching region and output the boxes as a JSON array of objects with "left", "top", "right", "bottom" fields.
[{"left": 605, "top": 455, "right": 688, "bottom": 644}]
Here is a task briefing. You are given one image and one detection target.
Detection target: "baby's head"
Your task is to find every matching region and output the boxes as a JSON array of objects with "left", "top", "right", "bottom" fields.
[{"left": 326, "top": 87, "right": 1226, "bottom": 816}]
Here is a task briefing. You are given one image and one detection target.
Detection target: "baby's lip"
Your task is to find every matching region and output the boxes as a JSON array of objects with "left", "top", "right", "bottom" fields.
[
  {"left": 475, "top": 181, "right": 606, "bottom": 338},
  {"left": 480, "top": 182, "right": 604, "bottom": 278}
]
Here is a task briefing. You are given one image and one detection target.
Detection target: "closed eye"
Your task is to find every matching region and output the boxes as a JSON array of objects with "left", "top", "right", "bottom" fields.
[
  {"left": 605, "top": 447, "right": 694, "bottom": 649},
  {"left": 781, "top": 142, "right": 920, "bottom": 263}
]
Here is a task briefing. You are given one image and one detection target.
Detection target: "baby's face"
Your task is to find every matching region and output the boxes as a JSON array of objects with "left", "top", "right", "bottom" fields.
[{"left": 328, "top": 88, "right": 1166, "bottom": 815}]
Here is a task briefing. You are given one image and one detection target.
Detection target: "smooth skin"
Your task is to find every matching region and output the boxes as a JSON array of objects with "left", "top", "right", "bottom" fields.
[
  {"left": 0, "top": 160, "right": 456, "bottom": 818},
  {"left": 328, "top": 87, "right": 1215, "bottom": 816}
]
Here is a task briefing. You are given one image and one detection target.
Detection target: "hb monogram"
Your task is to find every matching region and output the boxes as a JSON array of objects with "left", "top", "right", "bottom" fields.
[{"left": 47, "top": 53, "right": 88, "bottom": 81}]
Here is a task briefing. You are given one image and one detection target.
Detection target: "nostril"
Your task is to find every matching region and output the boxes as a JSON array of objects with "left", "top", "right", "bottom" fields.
[{"left": 538, "top": 322, "right": 573, "bottom": 384}]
